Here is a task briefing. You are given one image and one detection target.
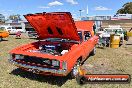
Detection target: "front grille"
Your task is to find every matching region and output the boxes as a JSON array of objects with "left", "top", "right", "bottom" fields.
[{"left": 14, "top": 56, "right": 59, "bottom": 69}]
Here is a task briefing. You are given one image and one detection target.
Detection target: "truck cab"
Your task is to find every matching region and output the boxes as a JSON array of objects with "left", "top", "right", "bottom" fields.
[{"left": 9, "top": 12, "right": 98, "bottom": 77}]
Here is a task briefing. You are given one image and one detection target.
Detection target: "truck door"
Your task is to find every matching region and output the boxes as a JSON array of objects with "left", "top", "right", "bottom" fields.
[
  {"left": 77, "top": 31, "right": 86, "bottom": 59},
  {"left": 81, "top": 31, "right": 93, "bottom": 58}
]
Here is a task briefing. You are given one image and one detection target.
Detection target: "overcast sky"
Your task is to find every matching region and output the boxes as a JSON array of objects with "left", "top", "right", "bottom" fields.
[{"left": 0, "top": 0, "right": 131, "bottom": 19}]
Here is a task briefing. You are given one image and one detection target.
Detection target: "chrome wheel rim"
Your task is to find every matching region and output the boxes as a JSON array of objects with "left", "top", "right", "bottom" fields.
[{"left": 73, "top": 66, "right": 79, "bottom": 76}]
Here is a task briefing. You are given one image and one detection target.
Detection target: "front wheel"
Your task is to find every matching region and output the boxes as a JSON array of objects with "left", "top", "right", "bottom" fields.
[
  {"left": 119, "top": 38, "right": 123, "bottom": 47},
  {"left": 76, "top": 75, "right": 86, "bottom": 84},
  {"left": 69, "top": 60, "right": 81, "bottom": 79}
]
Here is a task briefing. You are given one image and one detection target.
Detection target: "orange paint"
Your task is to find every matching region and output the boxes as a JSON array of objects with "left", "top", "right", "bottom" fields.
[
  {"left": 75, "top": 21, "right": 94, "bottom": 31},
  {"left": 0, "top": 31, "right": 9, "bottom": 38},
  {"left": 9, "top": 12, "right": 98, "bottom": 76}
]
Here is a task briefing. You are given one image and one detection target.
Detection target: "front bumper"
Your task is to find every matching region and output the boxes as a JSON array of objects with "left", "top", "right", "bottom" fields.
[{"left": 9, "top": 59, "right": 68, "bottom": 76}]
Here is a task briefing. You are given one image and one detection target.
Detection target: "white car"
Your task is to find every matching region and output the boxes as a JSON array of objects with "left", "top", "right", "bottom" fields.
[
  {"left": 103, "top": 28, "right": 124, "bottom": 38},
  {"left": 0, "top": 25, "right": 25, "bottom": 34},
  {"left": 98, "top": 25, "right": 124, "bottom": 46}
]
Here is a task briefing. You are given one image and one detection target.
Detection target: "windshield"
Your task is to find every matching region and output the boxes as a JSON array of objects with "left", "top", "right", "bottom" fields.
[
  {"left": 25, "top": 28, "right": 35, "bottom": 31},
  {"left": 113, "top": 29, "right": 123, "bottom": 34},
  {"left": 104, "top": 29, "right": 113, "bottom": 33},
  {"left": 104, "top": 28, "right": 123, "bottom": 34}
]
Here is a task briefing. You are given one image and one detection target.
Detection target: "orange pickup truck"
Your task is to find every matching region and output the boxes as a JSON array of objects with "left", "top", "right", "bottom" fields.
[
  {"left": 9, "top": 12, "right": 98, "bottom": 77},
  {"left": 0, "top": 29, "right": 9, "bottom": 41}
]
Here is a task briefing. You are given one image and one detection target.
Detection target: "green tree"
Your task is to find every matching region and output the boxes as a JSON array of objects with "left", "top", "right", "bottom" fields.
[
  {"left": 117, "top": 2, "right": 132, "bottom": 14},
  {"left": 8, "top": 14, "right": 22, "bottom": 21}
]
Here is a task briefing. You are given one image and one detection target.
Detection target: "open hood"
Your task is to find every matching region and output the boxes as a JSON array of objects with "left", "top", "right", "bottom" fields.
[{"left": 24, "top": 12, "right": 80, "bottom": 41}]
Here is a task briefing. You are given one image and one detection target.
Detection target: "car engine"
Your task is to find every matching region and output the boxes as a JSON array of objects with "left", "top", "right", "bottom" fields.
[{"left": 39, "top": 44, "right": 63, "bottom": 55}]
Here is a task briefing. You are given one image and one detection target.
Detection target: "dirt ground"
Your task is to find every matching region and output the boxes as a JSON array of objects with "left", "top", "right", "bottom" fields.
[{"left": 0, "top": 34, "right": 132, "bottom": 88}]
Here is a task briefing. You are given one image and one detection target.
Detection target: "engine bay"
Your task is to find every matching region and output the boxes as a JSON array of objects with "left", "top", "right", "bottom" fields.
[
  {"left": 39, "top": 44, "right": 65, "bottom": 55},
  {"left": 27, "top": 42, "right": 75, "bottom": 56}
]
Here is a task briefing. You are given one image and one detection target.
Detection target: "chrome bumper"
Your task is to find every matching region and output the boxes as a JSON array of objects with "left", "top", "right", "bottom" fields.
[{"left": 9, "top": 59, "right": 67, "bottom": 75}]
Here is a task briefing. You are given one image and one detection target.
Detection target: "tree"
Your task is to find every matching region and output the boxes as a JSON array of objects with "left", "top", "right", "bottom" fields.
[
  {"left": 8, "top": 14, "right": 22, "bottom": 21},
  {"left": 0, "top": 14, "right": 5, "bottom": 23},
  {"left": 117, "top": 2, "right": 132, "bottom": 14}
]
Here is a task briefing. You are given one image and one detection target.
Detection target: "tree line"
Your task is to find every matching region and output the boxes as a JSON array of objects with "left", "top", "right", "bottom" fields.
[{"left": 117, "top": 2, "right": 132, "bottom": 14}]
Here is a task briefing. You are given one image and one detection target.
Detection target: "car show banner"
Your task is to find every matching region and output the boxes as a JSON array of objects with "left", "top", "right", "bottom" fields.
[{"left": 76, "top": 66, "right": 131, "bottom": 84}]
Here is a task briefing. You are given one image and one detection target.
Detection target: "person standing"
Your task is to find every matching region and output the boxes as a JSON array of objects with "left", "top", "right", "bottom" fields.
[
  {"left": 15, "top": 31, "right": 21, "bottom": 39},
  {"left": 93, "top": 24, "right": 96, "bottom": 34}
]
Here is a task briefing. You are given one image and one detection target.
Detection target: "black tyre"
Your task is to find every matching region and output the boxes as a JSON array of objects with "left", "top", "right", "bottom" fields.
[
  {"left": 126, "top": 37, "right": 129, "bottom": 41},
  {"left": 76, "top": 75, "right": 86, "bottom": 84},
  {"left": 69, "top": 60, "right": 81, "bottom": 79}
]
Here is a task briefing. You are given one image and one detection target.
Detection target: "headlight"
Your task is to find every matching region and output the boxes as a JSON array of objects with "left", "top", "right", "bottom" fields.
[
  {"left": 39, "top": 46, "right": 43, "bottom": 50},
  {"left": 15, "top": 55, "right": 24, "bottom": 60},
  {"left": 52, "top": 60, "right": 59, "bottom": 66}
]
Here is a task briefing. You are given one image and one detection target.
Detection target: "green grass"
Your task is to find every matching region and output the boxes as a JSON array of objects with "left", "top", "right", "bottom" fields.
[{"left": 0, "top": 34, "right": 132, "bottom": 88}]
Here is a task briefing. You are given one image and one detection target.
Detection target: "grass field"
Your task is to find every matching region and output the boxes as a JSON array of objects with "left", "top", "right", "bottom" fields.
[{"left": 0, "top": 34, "right": 132, "bottom": 88}]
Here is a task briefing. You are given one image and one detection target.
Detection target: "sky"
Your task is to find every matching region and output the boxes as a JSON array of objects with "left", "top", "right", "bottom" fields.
[{"left": 0, "top": 0, "right": 131, "bottom": 19}]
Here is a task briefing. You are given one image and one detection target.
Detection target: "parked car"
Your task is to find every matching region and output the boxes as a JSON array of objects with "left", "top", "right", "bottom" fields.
[
  {"left": 0, "top": 25, "right": 25, "bottom": 34},
  {"left": 25, "top": 28, "right": 38, "bottom": 38},
  {"left": 98, "top": 25, "right": 124, "bottom": 46},
  {"left": 9, "top": 12, "right": 98, "bottom": 78},
  {"left": 0, "top": 28, "right": 9, "bottom": 41},
  {"left": 15, "top": 27, "right": 26, "bottom": 33}
]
